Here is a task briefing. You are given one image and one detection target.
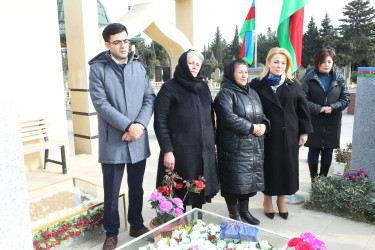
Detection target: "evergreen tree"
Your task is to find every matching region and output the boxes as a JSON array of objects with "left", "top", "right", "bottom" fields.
[
  {"left": 211, "top": 26, "right": 224, "bottom": 64},
  {"left": 338, "top": 0, "right": 375, "bottom": 69},
  {"left": 320, "top": 13, "right": 339, "bottom": 49},
  {"left": 152, "top": 41, "right": 170, "bottom": 66},
  {"left": 231, "top": 25, "right": 242, "bottom": 59},
  {"left": 256, "top": 27, "right": 278, "bottom": 65},
  {"left": 302, "top": 17, "right": 322, "bottom": 68}
]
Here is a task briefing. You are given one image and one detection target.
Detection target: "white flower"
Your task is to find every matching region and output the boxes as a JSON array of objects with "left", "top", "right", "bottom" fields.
[
  {"left": 157, "top": 238, "right": 169, "bottom": 249},
  {"left": 171, "top": 230, "right": 180, "bottom": 239},
  {"left": 240, "top": 240, "right": 250, "bottom": 248},
  {"left": 227, "top": 242, "right": 236, "bottom": 248},
  {"left": 235, "top": 243, "right": 244, "bottom": 250},
  {"left": 181, "top": 236, "right": 190, "bottom": 244},
  {"left": 169, "top": 238, "right": 178, "bottom": 247},
  {"left": 258, "top": 240, "right": 272, "bottom": 249},
  {"left": 216, "top": 240, "right": 227, "bottom": 248}
]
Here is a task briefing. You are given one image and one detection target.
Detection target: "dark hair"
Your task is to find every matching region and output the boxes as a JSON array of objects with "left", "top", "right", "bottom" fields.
[
  {"left": 233, "top": 58, "right": 249, "bottom": 71},
  {"left": 102, "top": 23, "right": 128, "bottom": 42},
  {"left": 313, "top": 49, "right": 336, "bottom": 69}
]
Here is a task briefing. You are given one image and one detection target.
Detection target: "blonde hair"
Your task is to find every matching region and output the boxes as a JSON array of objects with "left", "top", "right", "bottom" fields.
[{"left": 259, "top": 47, "right": 294, "bottom": 80}]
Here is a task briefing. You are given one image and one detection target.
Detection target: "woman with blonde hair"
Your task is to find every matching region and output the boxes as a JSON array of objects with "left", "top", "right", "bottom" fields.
[{"left": 250, "top": 47, "right": 312, "bottom": 220}]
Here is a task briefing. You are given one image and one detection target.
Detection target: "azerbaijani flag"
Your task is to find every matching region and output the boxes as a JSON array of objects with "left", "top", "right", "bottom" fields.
[
  {"left": 240, "top": 0, "right": 255, "bottom": 65},
  {"left": 277, "top": 0, "right": 308, "bottom": 73}
]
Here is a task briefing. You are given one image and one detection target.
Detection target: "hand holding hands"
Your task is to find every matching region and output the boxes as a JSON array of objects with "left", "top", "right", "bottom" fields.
[
  {"left": 122, "top": 123, "right": 144, "bottom": 141},
  {"left": 320, "top": 106, "right": 332, "bottom": 114},
  {"left": 253, "top": 124, "right": 266, "bottom": 137}
]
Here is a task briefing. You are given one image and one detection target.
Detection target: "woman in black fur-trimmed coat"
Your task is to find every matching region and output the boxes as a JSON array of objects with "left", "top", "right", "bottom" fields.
[{"left": 154, "top": 50, "right": 219, "bottom": 210}]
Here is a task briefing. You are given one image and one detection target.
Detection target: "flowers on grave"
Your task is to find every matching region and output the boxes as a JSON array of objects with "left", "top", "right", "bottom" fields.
[
  {"left": 149, "top": 169, "right": 206, "bottom": 227},
  {"left": 32, "top": 206, "right": 103, "bottom": 250},
  {"left": 288, "top": 232, "right": 327, "bottom": 250},
  {"left": 139, "top": 219, "right": 275, "bottom": 250},
  {"left": 343, "top": 169, "right": 369, "bottom": 183}
]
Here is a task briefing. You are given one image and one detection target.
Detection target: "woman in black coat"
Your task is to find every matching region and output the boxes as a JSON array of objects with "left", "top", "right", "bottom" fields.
[
  {"left": 302, "top": 49, "right": 350, "bottom": 180},
  {"left": 154, "top": 50, "right": 219, "bottom": 210},
  {"left": 250, "top": 47, "right": 313, "bottom": 220},
  {"left": 214, "top": 59, "right": 270, "bottom": 225}
]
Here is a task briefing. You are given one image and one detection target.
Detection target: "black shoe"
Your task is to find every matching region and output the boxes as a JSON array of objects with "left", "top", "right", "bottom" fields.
[
  {"left": 264, "top": 212, "right": 275, "bottom": 219},
  {"left": 129, "top": 226, "right": 149, "bottom": 238},
  {"left": 239, "top": 199, "right": 260, "bottom": 225},
  {"left": 227, "top": 204, "right": 243, "bottom": 222},
  {"left": 279, "top": 212, "right": 288, "bottom": 220},
  {"left": 103, "top": 236, "right": 118, "bottom": 250}
]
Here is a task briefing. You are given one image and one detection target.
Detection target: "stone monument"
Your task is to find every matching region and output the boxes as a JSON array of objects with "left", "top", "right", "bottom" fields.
[{"left": 350, "top": 67, "right": 375, "bottom": 182}]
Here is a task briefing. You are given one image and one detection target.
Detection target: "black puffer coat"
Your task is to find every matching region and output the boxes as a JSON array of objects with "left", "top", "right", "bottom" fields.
[
  {"left": 214, "top": 80, "right": 270, "bottom": 195},
  {"left": 302, "top": 68, "right": 350, "bottom": 148}
]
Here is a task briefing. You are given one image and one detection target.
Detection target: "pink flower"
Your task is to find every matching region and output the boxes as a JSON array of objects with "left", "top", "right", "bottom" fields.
[
  {"left": 288, "top": 237, "right": 302, "bottom": 247},
  {"left": 159, "top": 201, "right": 173, "bottom": 212},
  {"left": 150, "top": 191, "right": 163, "bottom": 201},
  {"left": 172, "top": 198, "right": 184, "bottom": 208},
  {"left": 311, "top": 239, "right": 328, "bottom": 249},
  {"left": 172, "top": 207, "right": 183, "bottom": 216},
  {"left": 160, "top": 196, "right": 167, "bottom": 202},
  {"left": 300, "top": 232, "right": 316, "bottom": 243}
]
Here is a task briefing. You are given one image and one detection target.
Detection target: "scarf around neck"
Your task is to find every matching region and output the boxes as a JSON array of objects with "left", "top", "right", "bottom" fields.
[{"left": 266, "top": 72, "right": 282, "bottom": 86}]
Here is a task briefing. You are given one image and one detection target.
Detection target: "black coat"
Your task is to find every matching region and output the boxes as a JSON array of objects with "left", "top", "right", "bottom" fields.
[
  {"left": 250, "top": 77, "right": 313, "bottom": 196},
  {"left": 214, "top": 81, "right": 270, "bottom": 195},
  {"left": 302, "top": 68, "right": 350, "bottom": 148},
  {"left": 154, "top": 52, "right": 219, "bottom": 205}
]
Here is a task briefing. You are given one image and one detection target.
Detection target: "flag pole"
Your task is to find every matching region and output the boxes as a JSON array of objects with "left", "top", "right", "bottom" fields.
[{"left": 254, "top": 30, "right": 257, "bottom": 67}]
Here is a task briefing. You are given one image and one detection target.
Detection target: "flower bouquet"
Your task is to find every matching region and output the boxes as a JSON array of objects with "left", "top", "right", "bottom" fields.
[
  {"left": 343, "top": 168, "right": 369, "bottom": 183},
  {"left": 149, "top": 169, "right": 206, "bottom": 229},
  {"left": 288, "top": 232, "right": 327, "bottom": 250}
]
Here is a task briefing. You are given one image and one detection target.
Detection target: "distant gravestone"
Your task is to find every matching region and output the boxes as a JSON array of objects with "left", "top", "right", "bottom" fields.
[
  {"left": 162, "top": 66, "right": 171, "bottom": 81},
  {"left": 350, "top": 67, "right": 375, "bottom": 182},
  {"left": 155, "top": 66, "right": 162, "bottom": 82},
  {"left": 248, "top": 68, "right": 264, "bottom": 82},
  {"left": 213, "top": 68, "right": 221, "bottom": 80}
]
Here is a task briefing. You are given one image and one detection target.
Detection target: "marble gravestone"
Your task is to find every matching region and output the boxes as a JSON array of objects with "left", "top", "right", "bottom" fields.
[
  {"left": 0, "top": 94, "right": 32, "bottom": 249},
  {"left": 350, "top": 67, "right": 375, "bottom": 182}
]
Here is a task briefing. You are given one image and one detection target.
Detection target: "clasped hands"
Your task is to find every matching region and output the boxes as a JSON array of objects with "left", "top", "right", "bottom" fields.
[
  {"left": 252, "top": 124, "right": 266, "bottom": 137},
  {"left": 320, "top": 106, "right": 332, "bottom": 114},
  {"left": 122, "top": 123, "right": 144, "bottom": 142}
]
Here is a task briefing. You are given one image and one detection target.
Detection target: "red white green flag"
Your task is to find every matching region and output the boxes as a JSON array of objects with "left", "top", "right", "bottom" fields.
[
  {"left": 278, "top": 0, "right": 308, "bottom": 73},
  {"left": 240, "top": 0, "right": 255, "bottom": 65}
]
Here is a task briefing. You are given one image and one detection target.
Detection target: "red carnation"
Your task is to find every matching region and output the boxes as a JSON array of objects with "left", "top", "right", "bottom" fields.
[
  {"left": 296, "top": 240, "right": 314, "bottom": 250},
  {"left": 175, "top": 183, "right": 183, "bottom": 188},
  {"left": 51, "top": 230, "right": 57, "bottom": 238},
  {"left": 288, "top": 237, "right": 302, "bottom": 247},
  {"left": 173, "top": 237, "right": 180, "bottom": 243},
  {"left": 69, "top": 231, "right": 75, "bottom": 237},
  {"left": 193, "top": 180, "right": 205, "bottom": 191},
  {"left": 99, "top": 218, "right": 104, "bottom": 225},
  {"left": 83, "top": 218, "right": 90, "bottom": 225},
  {"left": 62, "top": 235, "right": 69, "bottom": 240},
  {"left": 33, "top": 240, "right": 40, "bottom": 248},
  {"left": 87, "top": 225, "right": 94, "bottom": 232},
  {"left": 42, "top": 231, "right": 51, "bottom": 242},
  {"left": 62, "top": 224, "right": 69, "bottom": 231},
  {"left": 75, "top": 231, "right": 82, "bottom": 236},
  {"left": 55, "top": 240, "right": 60, "bottom": 245}
]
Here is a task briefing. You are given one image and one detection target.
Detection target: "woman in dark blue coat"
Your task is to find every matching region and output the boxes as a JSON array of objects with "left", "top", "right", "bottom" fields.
[
  {"left": 214, "top": 59, "right": 270, "bottom": 225},
  {"left": 302, "top": 49, "right": 350, "bottom": 180}
]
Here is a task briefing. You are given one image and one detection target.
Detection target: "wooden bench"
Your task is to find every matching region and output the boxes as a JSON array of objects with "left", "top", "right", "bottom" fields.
[{"left": 21, "top": 118, "right": 67, "bottom": 174}]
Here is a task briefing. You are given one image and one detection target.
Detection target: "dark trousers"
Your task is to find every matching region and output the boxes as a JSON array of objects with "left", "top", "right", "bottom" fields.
[
  {"left": 307, "top": 147, "right": 333, "bottom": 165},
  {"left": 102, "top": 160, "right": 146, "bottom": 237}
]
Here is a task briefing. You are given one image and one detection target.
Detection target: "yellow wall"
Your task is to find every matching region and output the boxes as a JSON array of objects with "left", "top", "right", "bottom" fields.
[{"left": 1, "top": 0, "right": 69, "bottom": 170}]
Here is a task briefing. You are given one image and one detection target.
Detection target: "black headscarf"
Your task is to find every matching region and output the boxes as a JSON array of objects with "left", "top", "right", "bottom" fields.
[
  {"left": 223, "top": 59, "right": 249, "bottom": 90},
  {"left": 173, "top": 49, "right": 204, "bottom": 92}
]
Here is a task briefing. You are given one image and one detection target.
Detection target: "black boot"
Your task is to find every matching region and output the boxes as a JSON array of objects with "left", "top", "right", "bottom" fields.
[
  {"left": 239, "top": 199, "right": 260, "bottom": 225},
  {"left": 227, "top": 204, "right": 242, "bottom": 221},
  {"left": 308, "top": 163, "right": 319, "bottom": 181},
  {"left": 319, "top": 163, "right": 331, "bottom": 177}
]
